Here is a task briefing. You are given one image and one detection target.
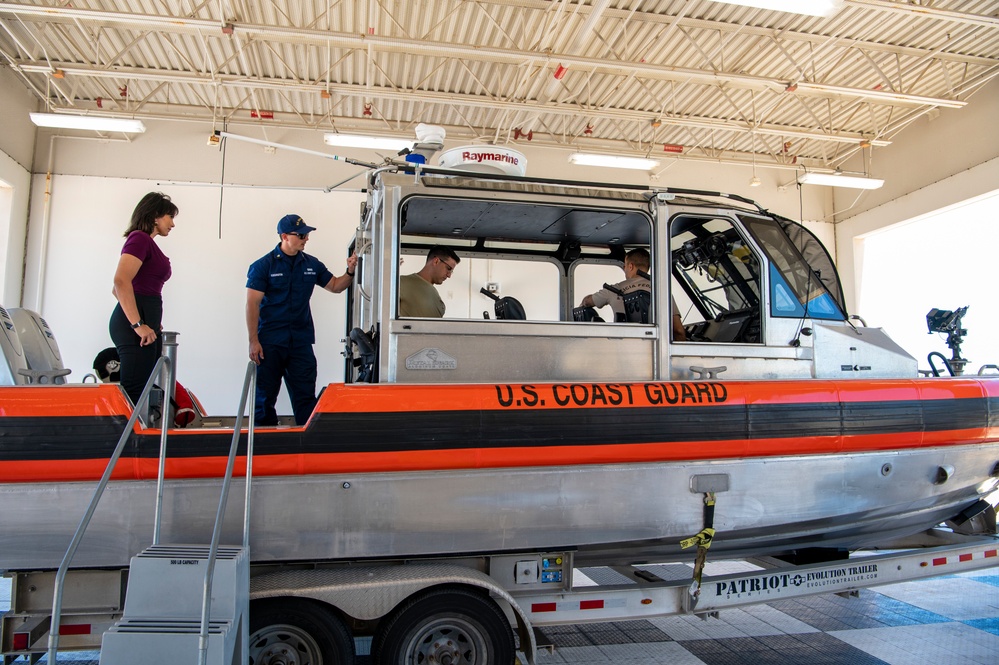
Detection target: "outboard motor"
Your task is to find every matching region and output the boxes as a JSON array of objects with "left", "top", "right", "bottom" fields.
[
  {"left": 480, "top": 287, "right": 526, "bottom": 320},
  {"left": 9, "top": 308, "right": 71, "bottom": 384},
  {"left": 0, "top": 305, "right": 28, "bottom": 386}
]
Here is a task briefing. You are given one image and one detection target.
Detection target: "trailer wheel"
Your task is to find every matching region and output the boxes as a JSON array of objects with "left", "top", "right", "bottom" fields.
[
  {"left": 250, "top": 598, "right": 355, "bottom": 665},
  {"left": 372, "top": 587, "right": 515, "bottom": 665}
]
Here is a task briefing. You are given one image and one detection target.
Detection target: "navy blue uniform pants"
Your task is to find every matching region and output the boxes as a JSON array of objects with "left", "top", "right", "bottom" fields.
[{"left": 254, "top": 344, "right": 318, "bottom": 426}]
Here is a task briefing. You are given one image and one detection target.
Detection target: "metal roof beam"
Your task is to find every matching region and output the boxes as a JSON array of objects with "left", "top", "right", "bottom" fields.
[
  {"left": 35, "top": 99, "right": 835, "bottom": 172},
  {"left": 14, "top": 59, "right": 893, "bottom": 147},
  {"left": 0, "top": 4, "right": 972, "bottom": 108}
]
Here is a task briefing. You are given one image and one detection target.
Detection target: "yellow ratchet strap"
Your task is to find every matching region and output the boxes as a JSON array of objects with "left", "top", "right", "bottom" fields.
[
  {"left": 679, "top": 527, "right": 715, "bottom": 551},
  {"left": 683, "top": 492, "right": 717, "bottom": 601}
]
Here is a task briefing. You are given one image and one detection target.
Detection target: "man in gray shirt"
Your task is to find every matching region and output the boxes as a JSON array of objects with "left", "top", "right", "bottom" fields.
[
  {"left": 580, "top": 248, "right": 686, "bottom": 340},
  {"left": 399, "top": 246, "right": 461, "bottom": 317}
]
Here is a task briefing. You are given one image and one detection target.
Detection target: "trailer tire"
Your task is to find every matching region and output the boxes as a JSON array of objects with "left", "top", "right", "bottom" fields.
[
  {"left": 372, "top": 586, "right": 515, "bottom": 665},
  {"left": 250, "top": 598, "right": 355, "bottom": 665}
]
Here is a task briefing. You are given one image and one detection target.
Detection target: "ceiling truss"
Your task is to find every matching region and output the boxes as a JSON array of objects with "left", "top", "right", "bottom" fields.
[{"left": 1, "top": 0, "right": 997, "bottom": 171}]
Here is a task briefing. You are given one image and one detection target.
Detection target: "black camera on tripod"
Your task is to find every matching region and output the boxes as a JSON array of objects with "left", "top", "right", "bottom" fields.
[
  {"left": 926, "top": 306, "right": 969, "bottom": 376},
  {"left": 926, "top": 306, "right": 968, "bottom": 335}
]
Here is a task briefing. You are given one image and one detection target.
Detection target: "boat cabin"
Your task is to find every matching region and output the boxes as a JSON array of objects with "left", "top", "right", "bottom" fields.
[{"left": 345, "top": 169, "right": 916, "bottom": 384}]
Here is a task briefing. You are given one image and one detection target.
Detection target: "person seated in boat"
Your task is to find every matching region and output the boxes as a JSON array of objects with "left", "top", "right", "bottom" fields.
[
  {"left": 398, "top": 246, "right": 461, "bottom": 318},
  {"left": 578, "top": 248, "right": 687, "bottom": 341},
  {"left": 246, "top": 214, "right": 358, "bottom": 426}
]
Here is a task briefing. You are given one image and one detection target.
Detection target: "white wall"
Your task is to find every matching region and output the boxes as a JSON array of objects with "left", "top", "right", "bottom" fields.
[
  {"left": 834, "top": 77, "right": 999, "bottom": 223},
  {"left": 23, "top": 175, "right": 362, "bottom": 414},
  {"left": 0, "top": 67, "right": 38, "bottom": 307},
  {"left": 0, "top": 151, "right": 31, "bottom": 308}
]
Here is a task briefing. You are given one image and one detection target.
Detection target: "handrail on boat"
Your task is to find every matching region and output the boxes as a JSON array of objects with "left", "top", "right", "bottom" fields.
[
  {"left": 198, "top": 361, "right": 257, "bottom": 665},
  {"left": 47, "top": 355, "right": 173, "bottom": 663},
  {"left": 927, "top": 351, "right": 955, "bottom": 377}
]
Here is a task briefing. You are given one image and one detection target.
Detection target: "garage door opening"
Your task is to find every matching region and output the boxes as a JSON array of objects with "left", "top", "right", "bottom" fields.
[{"left": 857, "top": 189, "right": 999, "bottom": 375}]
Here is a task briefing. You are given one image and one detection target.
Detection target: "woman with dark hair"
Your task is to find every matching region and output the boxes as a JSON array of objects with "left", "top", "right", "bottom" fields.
[{"left": 109, "top": 191, "right": 178, "bottom": 405}]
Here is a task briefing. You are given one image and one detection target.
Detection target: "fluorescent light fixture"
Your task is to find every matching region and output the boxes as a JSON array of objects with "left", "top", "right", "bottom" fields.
[
  {"left": 29, "top": 113, "right": 146, "bottom": 133},
  {"left": 797, "top": 171, "right": 885, "bottom": 190},
  {"left": 710, "top": 0, "right": 844, "bottom": 18},
  {"left": 323, "top": 133, "right": 411, "bottom": 151},
  {"left": 568, "top": 153, "right": 660, "bottom": 171}
]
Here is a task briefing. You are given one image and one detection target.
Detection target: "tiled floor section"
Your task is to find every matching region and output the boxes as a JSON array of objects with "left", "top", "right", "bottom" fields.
[{"left": 2, "top": 568, "right": 998, "bottom": 663}]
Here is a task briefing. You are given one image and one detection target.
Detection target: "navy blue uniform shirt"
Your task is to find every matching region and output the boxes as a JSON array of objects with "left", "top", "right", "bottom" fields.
[{"left": 246, "top": 244, "right": 334, "bottom": 346}]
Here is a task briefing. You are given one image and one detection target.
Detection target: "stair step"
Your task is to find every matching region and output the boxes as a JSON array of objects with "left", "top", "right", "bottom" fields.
[
  {"left": 122, "top": 544, "right": 249, "bottom": 620},
  {"left": 109, "top": 619, "right": 230, "bottom": 633},
  {"left": 101, "top": 620, "right": 236, "bottom": 665},
  {"left": 138, "top": 544, "right": 243, "bottom": 559}
]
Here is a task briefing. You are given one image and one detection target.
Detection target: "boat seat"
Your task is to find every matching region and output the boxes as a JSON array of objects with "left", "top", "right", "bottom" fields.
[
  {"left": 480, "top": 287, "right": 526, "bottom": 320},
  {"left": 620, "top": 289, "right": 651, "bottom": 324}
]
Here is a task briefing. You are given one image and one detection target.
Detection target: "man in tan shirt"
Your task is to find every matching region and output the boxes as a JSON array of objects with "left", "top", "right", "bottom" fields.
[{"left": 399, "top": 246, "right": 461, "bottom": 317}]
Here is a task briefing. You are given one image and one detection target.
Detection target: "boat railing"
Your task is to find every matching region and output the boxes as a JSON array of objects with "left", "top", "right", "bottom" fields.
[
  {"left": 47, "top": 354, "right": 175, "bottom": 662},
  {"left": 197, "top": 360, "right": 256, "bottom": 665},
  {"left": 927, "top": 351, "right": 957, "bottom": 377}
]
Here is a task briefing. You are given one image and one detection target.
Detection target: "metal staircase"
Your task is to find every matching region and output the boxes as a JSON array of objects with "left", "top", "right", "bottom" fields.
[
  {"left": 100, "top": 545, "right": 249, "bottom": 665},
  {"left": 47, "top": 346, "right": 257, "bottom": 665}
]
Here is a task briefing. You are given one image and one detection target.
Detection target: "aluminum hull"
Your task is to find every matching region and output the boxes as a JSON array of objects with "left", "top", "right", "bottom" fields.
[
  {"left": 1, "top": 445, "right": 997, "bottom": 571},
  {"left": 2, "top": 379, "right": 998, "bottom": 571}
]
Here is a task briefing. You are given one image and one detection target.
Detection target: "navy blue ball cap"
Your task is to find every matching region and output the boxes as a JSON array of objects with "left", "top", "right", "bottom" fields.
[{"left": 277, "top": 214, "right": 317, "bottom": 235}]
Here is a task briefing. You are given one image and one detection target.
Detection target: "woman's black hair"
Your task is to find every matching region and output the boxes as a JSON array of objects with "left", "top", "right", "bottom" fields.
[{"left": 123, "top": 192, "right": 179, "bottom": 237}]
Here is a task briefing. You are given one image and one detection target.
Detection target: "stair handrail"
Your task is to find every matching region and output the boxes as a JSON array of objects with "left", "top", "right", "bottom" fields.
[
  {"left": 47, "top": 356, "right": 172, "bottom": 663},
  {"left": 153, "top": 332, "right": 179, "bottom": 543},
  {"left": 198, "top": 361, "right": 257, "bottom": 665}
]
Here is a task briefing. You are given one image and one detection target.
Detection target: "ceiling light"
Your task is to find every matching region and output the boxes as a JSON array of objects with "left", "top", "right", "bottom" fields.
[
  {"left": 797, "top": 172, "right": 885, "bottom": 190},
  {"left": 323, "top": 133, "right": 411, "bottom": 151},
  {"left": 568, "top": 153, "right": 660, "bottom": 171},
  {"left": 749, "top": 176, "right": 762, "bottom": 187},
  {"left": 710, "top": 0, "right": 844, "bottom": 18},
  {"left": 29, "top": 113, "right": 146, "bottom": 133}
]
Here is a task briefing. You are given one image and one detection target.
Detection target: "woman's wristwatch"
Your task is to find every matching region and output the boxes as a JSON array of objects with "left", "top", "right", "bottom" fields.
[{"left": 131, "top": 320, "right": 146, "bottom": 329}]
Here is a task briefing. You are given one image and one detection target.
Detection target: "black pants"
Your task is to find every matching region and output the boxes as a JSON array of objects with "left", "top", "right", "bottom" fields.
[{"left": 109, "top": 295, "right": 163, "bottom": 406}]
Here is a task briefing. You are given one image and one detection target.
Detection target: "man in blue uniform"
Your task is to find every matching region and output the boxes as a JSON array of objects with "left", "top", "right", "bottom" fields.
[{"left": 246, "top": 214, "right": 357, "bottom": 425}]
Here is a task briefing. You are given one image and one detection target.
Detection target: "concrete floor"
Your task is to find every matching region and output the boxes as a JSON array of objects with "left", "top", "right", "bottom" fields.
[{"left": 3, "top": 565, "right": 998, "bottom": 664}]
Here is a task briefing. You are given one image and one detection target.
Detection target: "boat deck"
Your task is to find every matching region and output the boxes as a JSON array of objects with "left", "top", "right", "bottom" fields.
[{"left": 5, "top": 564, "right": 997, "bottom": 664}]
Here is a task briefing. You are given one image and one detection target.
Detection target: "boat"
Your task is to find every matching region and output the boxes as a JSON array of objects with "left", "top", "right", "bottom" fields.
[{"left": 1, "top": 164, "right": 998, "bottom": 575}]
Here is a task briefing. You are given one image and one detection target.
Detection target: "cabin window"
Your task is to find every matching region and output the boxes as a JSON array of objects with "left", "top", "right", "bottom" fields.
[
  {"left": 670, "top": 216, "right": 762, "bottom": 344},
  {"left": 396, "top": 195, "right": 653, "bottom": 323},
  {"left": 741, "top": 218, "right": 845, "bottom": 321},
  {"left": 397, "top": 251, "right": 561, "bottom": 321}
]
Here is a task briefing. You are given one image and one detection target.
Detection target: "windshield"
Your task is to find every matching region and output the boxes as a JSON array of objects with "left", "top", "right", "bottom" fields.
[{"left": 741, "top": 217, "right": 845, "bottom": 321}]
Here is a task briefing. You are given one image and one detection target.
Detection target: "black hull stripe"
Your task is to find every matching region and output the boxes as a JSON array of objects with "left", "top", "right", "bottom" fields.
[{"left": 1, "top": 397, "right": 996, "bottom": 462}]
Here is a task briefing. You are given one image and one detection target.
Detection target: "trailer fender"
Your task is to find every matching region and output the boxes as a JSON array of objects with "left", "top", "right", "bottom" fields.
[{"left": 250, "top": 562, "right": 537, "bottom": 664}]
